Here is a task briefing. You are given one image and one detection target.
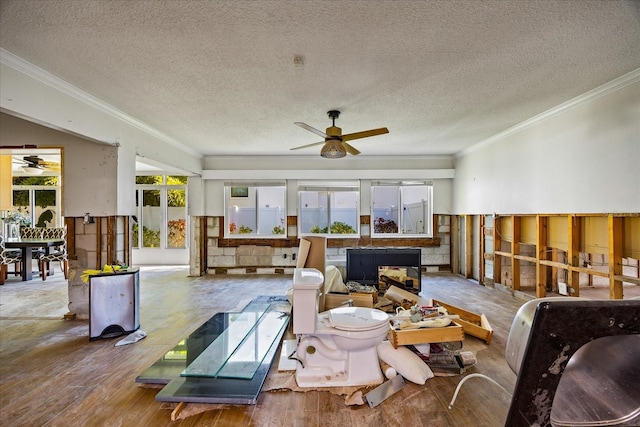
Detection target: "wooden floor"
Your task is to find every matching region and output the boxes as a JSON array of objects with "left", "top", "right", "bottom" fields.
[{"left": 1, "top": 268, "right": 534, "bottom": 426}]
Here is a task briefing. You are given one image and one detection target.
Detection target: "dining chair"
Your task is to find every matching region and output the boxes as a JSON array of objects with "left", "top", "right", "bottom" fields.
[
  {"left": 0, "top": 234, "right": 22, "bottom": 285},
  {"left": 39, "top": 227, "right": 68, "bottom": 280},
  {"left": 20, "top": 226, "right": 46, "bottom": 264},
  {"left": 20, "top": 227, "right": 44, "bottom": 239}
]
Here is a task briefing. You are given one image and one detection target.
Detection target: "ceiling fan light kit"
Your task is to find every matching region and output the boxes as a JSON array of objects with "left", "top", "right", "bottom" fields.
[
  {"left": 21, "top": 165, "right": 44, "bottom": 175},
  {"left": 291, "top": 110, "right": 389, "bottom": 158},
  {"left": 320, "top": 140, "right": 347, "bottom": 158}
]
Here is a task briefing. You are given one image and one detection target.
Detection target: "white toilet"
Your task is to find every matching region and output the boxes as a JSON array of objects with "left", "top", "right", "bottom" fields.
[{"left": 292, "top": 268, "right": 390, "bottom": 388}]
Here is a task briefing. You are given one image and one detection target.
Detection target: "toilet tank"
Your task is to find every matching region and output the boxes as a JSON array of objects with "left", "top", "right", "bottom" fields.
[{"left": 293, "top": 268, "right": 324, "bottom": 334}]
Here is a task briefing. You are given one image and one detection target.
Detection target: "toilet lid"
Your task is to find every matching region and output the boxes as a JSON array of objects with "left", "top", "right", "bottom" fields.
[{"left": 328, "top": 307, "right": 389, "bottom": 331}]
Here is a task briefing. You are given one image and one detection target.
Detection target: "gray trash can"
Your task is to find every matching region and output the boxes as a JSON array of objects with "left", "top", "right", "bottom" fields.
[{"left": 89, "top": 267, "right": 140, "bottom": 341}]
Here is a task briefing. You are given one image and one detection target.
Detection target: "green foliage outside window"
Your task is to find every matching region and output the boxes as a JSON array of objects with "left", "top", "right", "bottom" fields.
[
  {"left": 136, "top": 176, "right": 187, "bottom": 207},
  {"left": 310, "top": 221, "right": 356, "bottom": 234},
  {"left": 168, "top": 219, "right": 186, "bottom": 248},
  {"left": 12, "top": 176, "right": 58, "bottom": 186},
  {"left": 135, "top": 175, "right": 162, "bottom": 185},
  {"left": 238, "top": 225, "right": 253, "bottom": 234},
  {"left": 12, "top": 177, "right": 58, "bottom": 207},
  {"left": 132, "top": 223, "right": 139, "bottom": 247},
  {"left": 131, "top": 223, "right": 161, "bottom": 247}
]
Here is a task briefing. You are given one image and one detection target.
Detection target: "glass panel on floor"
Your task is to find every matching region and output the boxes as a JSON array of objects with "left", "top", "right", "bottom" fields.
[{"left": 180, "top": 301, "right": 272, "bottom": 378}]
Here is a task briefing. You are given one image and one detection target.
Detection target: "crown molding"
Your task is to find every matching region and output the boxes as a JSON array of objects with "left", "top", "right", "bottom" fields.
[
  {"left": 457, "top": 67, "right": 640, "bottom": 158},
  {"left": 0, "top": 48, "right": 200, "bottom": 157},
  {"left": 202, "top": 168, "right": 455, "bottom": 180}
]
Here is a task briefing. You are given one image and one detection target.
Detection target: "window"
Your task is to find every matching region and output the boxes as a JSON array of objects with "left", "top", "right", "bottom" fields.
[
  {"left": 298, "top": 181, "right": 359, "bottom": 237},
  {"left": 224, "top": 182, "right": 286, "bottom": 238},
  {"left": 12, "top": 176, "right": 61, "bottom": 227},
  {"left": 371, "top": 182, "right": 433, "bottom": 237},
  {"left": 133, "top": 175, "right": 188, "bottom": 249}
]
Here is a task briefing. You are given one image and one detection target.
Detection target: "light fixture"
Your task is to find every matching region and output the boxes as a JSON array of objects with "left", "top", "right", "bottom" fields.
[
  {"left": 320, "top": 139, "right": 346, "bottom": 159},
  {"left": 21, "top": 165, "right": 44, "bottom": 175}
]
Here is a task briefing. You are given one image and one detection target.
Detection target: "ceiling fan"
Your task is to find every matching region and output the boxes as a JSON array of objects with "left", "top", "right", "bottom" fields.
[
  {"left": 291, "top": 110, "right": 389, "bottom": 158},
  {"left": 13, "top": 155, "right": 59, "bottom": 175}
]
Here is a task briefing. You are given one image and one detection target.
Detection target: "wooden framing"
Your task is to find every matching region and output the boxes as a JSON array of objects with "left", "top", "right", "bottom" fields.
[
  {"left": 64, "top": 217, "right": 76, "bottom": 261},
  {"left": 567, "top": 215, "right": 581, "bottom": 297},
  {"left": 106, "top": 216, "right": 116, "bottom": 265},
  {"left": 493, "top": 216, "right": 502, "bottom": 286},
  {"left": 95, "top": 216, "right": 102, "bottom": 268},
  {"left": 451, "top": 215, "right": 459, "bottom": 275},
  {"left": 486, "top": 214, "right": 638, "bottom": 300},
  {"left": 465, "top": 215, "right": 473, "bottom": 278},
  {"left": 536, "top": 215, "right": 548, "bottom": 298},
  {"left": 511, "top": 215, "right": 521, "bottom": 291},
  {"left": 609, "top": 215, "right": 623, "bottom": 299}
]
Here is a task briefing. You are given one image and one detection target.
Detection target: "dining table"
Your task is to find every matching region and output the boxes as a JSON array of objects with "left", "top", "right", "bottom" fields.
[{"left": 4, "top": 238, "right": 64, "bottom": 281}]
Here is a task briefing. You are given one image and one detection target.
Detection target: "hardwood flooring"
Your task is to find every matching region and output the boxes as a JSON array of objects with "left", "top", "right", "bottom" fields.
[{"left": 1, "top": 268, "right": 529, "bottom": 426}]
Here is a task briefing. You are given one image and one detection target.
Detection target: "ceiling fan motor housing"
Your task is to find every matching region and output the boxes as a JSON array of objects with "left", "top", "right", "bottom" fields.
[{"left": 326, "top": 127, "right": 342, "bottom": 138}]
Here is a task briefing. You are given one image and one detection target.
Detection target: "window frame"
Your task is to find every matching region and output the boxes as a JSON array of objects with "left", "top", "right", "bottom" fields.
[
  {"left": 12, "top": 176, "right": 62, "bottom": 228},
  {"left": 133, "top": 175, "right": 189, "bottom": 249},
  {"left": 297, "top": 181, "right": 360, "bottom": 238},
  {"left": 371, "top": 181, "right": 433, "bottom": 238},
  {"left": 223, "top": 181, "right": 287, "bottom": 239}
]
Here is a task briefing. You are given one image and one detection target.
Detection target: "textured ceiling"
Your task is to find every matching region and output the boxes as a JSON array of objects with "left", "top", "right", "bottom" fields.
[{"left": 1, "top": 0, "right": 639, "bottom": 159}]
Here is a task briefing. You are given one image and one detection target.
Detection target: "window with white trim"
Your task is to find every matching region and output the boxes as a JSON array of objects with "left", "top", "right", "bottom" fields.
[
  {"left": 371, "top": 182, "right": 433, "bottom": 237},
  {"left": 224, "top": 182, "right": 286, "bottom": 238},
  {"left": 298, "top": 181, "right": 359, "bottom": 237},
  {"left": 134, "top": 175, "right": 188, "bottom": 249}
]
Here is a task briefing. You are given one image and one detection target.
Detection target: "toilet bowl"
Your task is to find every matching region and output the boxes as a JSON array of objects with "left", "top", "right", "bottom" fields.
[{"left": 292, "top": 268, "right": 390, "bottom": 388}]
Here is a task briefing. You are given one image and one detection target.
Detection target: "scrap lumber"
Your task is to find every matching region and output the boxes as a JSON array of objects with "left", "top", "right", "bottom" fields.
[
  {"left": 171, "top": 402, "right": 187, "bottom": 421},
  {"left": 431, "top": 299, "right": 493, "bottom": 344},
  {"left": 383, "top": 286, "right": 493, "bottom": 345}
]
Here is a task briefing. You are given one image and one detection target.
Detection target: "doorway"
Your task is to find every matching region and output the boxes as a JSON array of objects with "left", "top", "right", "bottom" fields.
[
  {"left": 1, "top": 148, "right": 62, "bottom": 227},
  {"left": 131, "top": 175, "right": 188, "bottom": 265}
]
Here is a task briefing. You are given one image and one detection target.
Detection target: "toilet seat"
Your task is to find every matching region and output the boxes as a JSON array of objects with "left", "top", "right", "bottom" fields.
[{"left": 328, "top": 307, "right": 389, "bottom": 332}]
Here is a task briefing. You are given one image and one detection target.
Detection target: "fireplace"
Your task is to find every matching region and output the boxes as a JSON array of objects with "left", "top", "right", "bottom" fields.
[{"left": 346, "top": 248, "right": 421, "bottom": 291}]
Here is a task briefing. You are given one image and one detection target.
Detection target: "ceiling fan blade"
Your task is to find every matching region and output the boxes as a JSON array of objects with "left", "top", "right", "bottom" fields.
[
  {"left": 294, "top": 122, "right": 328, "bottom": 138},
  {"left": 341, "top": 127, "right": 389, "bottom": 142},
  {"left": 342, "top": 142, "right": 361, "bottom": 156},
  {"left": 289, "top": 140, "right": 326, "bottom": 151}
]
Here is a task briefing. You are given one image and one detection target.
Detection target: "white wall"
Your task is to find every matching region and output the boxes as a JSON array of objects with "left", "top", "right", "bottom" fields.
[
  {"left": 116, "top": 144, "right": 137, "bottom": 216},
  {"left": 0, "top": 113, "right": 126, "bottom": 216},
  {"left": 453, "top": 77, "right": 640, "bottom": 215},
  {"left": 0, "top": 55, "right": 202, "bottom": 176}
]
